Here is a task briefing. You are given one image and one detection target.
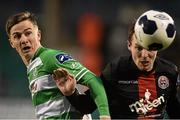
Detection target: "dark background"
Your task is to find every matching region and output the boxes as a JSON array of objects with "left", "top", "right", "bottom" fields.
[{"left": 0, "top": 0, "right": 179, "bottom": 118}]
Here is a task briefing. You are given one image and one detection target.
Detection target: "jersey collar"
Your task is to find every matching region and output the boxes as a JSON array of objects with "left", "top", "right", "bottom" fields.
[{"left": 30, "top": 46, "right": 46, "bottom": 63}]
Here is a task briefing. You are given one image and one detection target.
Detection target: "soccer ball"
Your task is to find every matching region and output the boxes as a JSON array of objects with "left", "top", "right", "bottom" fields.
[{"left": 134, "top": 10, "right": 176, "bottom": 51}]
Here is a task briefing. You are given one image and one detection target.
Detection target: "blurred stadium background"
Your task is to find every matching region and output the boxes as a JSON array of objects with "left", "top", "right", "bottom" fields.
[{"left": 0, "top": 0, "right": 180, "bottom": 119}]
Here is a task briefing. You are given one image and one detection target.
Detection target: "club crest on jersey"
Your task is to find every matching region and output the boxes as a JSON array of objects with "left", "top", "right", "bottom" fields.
[
  {"left": 56, "top": 54, "right": 73, "bottom": 64},
  {"left": 158, "top": 75, "right": 169, "bottom": 89}
]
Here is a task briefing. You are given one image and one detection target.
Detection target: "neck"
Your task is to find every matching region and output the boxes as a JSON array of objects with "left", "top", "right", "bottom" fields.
[{"left": 22, "top": 56, "right": 31, "bottom": 66}]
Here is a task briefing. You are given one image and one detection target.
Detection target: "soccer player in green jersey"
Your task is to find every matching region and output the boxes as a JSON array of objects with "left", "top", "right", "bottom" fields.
[{"left": 5, "top": 11, "right": 111, "bottom": 120}]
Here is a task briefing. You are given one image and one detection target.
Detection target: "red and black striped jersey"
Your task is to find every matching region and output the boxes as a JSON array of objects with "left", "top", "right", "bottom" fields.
[{"left": 101, "top": 56, "right": 180, "bottom": 119}]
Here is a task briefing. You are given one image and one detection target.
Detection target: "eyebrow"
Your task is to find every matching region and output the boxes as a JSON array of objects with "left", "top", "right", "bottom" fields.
[
  {"left": 135, "top": 43, "right": 140, "bottom": 46},
  {"left": 11, "top": 28, "right": 32, "bottom": 36}
]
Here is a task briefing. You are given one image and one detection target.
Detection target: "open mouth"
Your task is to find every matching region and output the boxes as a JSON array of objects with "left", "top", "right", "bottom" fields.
[
  {"left": 22, "top": 46, "right": 31, "bottom": 53},
  {"left": 141, "top": 60, "right": 150, "bottom": 66},
  {"left": 141, "top": 61, "right": 149, "bottom": 64}
]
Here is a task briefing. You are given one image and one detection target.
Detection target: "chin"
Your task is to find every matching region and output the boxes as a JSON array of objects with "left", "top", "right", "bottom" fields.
[
  {"left": 24, "top": 52, "right": 33, "bottom": 58},
  {"left": 143, "top": 67, "right": 152, "bottom": 72},
  {"left": 138, "top": 66, "right": 150, "bottom": 72}
]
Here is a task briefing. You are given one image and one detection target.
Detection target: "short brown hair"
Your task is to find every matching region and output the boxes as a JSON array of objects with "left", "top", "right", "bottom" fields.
[
  {"left": 127, "top": 20, "right": 136, "bottom": 44},
  {"left": 6, "top": 11, "right": 38, "bottom": 37}
]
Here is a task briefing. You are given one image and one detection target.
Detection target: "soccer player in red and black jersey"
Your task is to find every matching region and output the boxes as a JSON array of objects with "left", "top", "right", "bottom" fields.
[
  {"left": 53, "top": 21, "right": 180, "bottom": 119},
  {"left": 98, "top": 21, "right": 180, "bottom": 119}
]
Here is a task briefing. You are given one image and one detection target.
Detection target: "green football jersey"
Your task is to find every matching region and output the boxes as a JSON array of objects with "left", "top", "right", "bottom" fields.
[{"left": 27, "top": 47, "right": 109, "bottom": 119}]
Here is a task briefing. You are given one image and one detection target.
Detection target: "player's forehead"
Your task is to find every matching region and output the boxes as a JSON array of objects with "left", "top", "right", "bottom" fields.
[
  {"left": 131, "top": 34, "right": 145, "bottom": 48},
  {"left": 10, "top": 20, "right": 37, "bottom": 35},
  {"left": 131, "top": 34, "right": 139, "bottom": 44}
]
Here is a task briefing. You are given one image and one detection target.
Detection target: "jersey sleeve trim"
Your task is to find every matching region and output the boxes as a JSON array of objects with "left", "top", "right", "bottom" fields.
[{"left": 75, "top": 68, "right": 89, "bottom": 81}]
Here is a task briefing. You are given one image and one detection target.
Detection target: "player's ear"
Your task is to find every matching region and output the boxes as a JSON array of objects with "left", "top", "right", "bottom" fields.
[
  {"left": 37, "top": 30, "right": 41, "bottom": 41},
  {"left": 9, "top": 39, "right": 15, "bottom": 48},
  {"left": 127, "top": 41, "right": 131, "bottom": 50}
]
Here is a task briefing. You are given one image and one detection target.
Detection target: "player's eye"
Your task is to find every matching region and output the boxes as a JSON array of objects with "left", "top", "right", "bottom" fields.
[
  {"left": 136, "top": 45, "right": 143, "bottom": 51},
  {"left": 12, "top": 33, "right": 21, "bottom": 40},
  {"left": 24, "top": 31, "right": 32, "bottom": 36}
]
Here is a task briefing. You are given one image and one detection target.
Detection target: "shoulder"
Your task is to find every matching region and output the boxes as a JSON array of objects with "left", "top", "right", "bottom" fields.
[
  {"left": 156, "top": 57, "right": 178, "bottom": 74},
  {"left": 40, "top": 48, "right": 65, "bottom": 57},
  {"left": 39, "top": 47, "right": 71, "bottom": 61},
  {"left": 108, "top": 55, "right": 131, "bottom": 70},
  {"left": 38, "top": 47, "right": 73, "bottom": 65},
  {"left": 102, "top": 56, "right": 131, "bottom": 76}
]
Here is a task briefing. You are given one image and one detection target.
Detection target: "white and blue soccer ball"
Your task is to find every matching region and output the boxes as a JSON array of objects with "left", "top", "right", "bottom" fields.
[{"left": 134, "top": 10, "right": 176, "bottom": 51}]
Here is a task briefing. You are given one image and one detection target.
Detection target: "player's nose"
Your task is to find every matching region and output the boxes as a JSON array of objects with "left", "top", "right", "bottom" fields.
[
  {"left": 141, "top": 49, "right": 149, "bottom": 58},
  {"left": 20, "top": 34, "right": 28, "bottom": 44}
]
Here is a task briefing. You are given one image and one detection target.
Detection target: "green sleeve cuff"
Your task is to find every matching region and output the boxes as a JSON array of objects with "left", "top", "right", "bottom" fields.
[{"left": 80, "top": 73, "right": 110, "bottom": 116}]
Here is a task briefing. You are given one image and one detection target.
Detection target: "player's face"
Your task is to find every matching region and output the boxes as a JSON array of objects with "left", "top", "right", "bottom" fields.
[
  {"left": 9, "top": 20, "right": 41, "bottom": 62},
  {"left": 128, "top": 34, "right": 158, "bottom": 72}
]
